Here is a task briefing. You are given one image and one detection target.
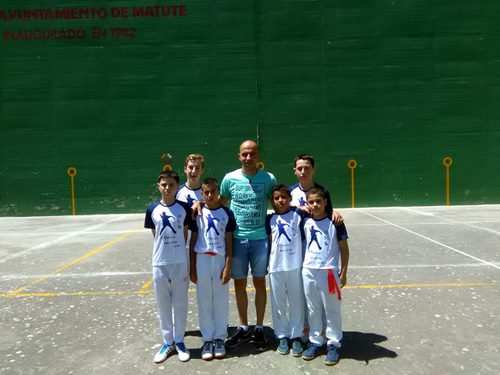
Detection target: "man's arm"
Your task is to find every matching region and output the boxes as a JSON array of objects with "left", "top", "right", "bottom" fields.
[
  {"left": 338, "top": 239, "right": 349, "bottom": 288},
  {"left": 219, "top": 195, "right": 229, "bottom": 206},
  {"left": 151, "top": 229, "right": 156, "bottom": 238}
]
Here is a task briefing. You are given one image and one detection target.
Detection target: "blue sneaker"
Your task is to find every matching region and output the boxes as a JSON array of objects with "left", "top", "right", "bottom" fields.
[
  {"left": 302, "top": 343, "right": 324, "bottom": 361},
  {"left": 291, "top": 338, "right": 303, "bottom": 357},
  {"left": 325, "top": 344, "right": 340, "bottom": 366},
  {"left": 277, "top": 338, "right": 289, "bottom": 355},
  {"left": 154, "top": 343, "right": 175, "bottom": 363},
  {"left": 175, "top": 342, "right": 190, "bottom": 362},
  {"left": 201, "top": 341, "right": 214, "bottom": 361},
  {"left": 213, "top": 339, "right": 226, "bottom": 359}
]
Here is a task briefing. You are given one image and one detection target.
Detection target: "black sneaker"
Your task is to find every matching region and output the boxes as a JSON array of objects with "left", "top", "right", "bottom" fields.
[
  {"left": 253, "top": 328, "right": 268, "bottom": 352},
  {"left": 225, "top": 327, "right": 252, "bottom": 349}
]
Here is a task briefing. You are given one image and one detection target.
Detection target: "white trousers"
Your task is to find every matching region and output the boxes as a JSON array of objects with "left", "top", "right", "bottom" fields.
[
  {"left": 302, "top": 268, "right": 342, "bottom": 347},
  {"left": 196, "top": 254, "right": 229, "bottom": 342},
  {"left": 153, "top": 264, "right": 189, "bottom": 344},
  {"left": 269, "top": 268, "right": 305, "bottom": 339}
]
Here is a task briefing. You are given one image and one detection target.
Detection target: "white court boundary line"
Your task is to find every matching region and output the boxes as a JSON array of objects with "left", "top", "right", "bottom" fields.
[
  {"left": 1, "top": 271, "right": 151, "bottom": 281},
  {"left": 402, "top": 207, "right": 500, "bottom": 236},
  {"left": 0, "top": 215, "right": 129, "bottom": 264},
  {"left": 351, "top": 262, "right": 499, "bottom": 269},
  {"left": 2, "top": 263, "right": 497, "bottom": 281},
  {"left": 0, "top": 229, "right": 149, "bottom": 237},
  {"left": 358, "top": 210, "right": 500, "bottom": 270}
]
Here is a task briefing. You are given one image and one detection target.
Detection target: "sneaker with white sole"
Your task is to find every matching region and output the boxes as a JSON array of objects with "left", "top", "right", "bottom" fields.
[
  {"left": 175, "top": 342, "right": 190, "bottom": 362},
  {"left": 213, "top": 339, "right": 226, "bottom": 358},
  {"left": 201, "top": 341, "right": 214, "bottom": 361},
  {"left": 291, "top": 338, "right": 304, "bottom": 357},
  {"left": 277, "top": 338, "right": 289, "bottom": 355},
  {"left": 302, "top": 342, "right": 324, "bottom": 361},
  {"left": 154, "top": 343, "right": 175, "bottom": 363},
  {"left": 325, "top": 344, "right": 340, "bottom": 366}
]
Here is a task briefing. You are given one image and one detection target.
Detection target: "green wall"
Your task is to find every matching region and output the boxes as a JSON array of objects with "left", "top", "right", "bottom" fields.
[{"left": 1, "top": 0, "right": 499, "bottom": 216}]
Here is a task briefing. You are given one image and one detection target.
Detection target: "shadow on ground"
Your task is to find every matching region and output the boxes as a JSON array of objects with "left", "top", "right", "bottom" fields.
[
  {"left": 186, "top": 327, "right": 397, "bottom": 363},
  {"left": 341, "top": 331, "right": 398, "bottom": 363},
  {"left": 185, "top": 326, "right": 273, "bottom": 359}
]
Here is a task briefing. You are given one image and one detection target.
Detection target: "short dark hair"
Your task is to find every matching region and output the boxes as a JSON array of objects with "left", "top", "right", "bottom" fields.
[
  {"left": 157, "top": 170, "right": 180, "bottom": 184},
  {"left": 272, "top": 184, "right": 291, "bottom": 197},
  {"left": 306, "top": 186, "right": 326, "bottom": 199},
  {"left": 294, "top": 154, "right": 315, "bottom": 168},
  {"left": 201, "top": 177, "right": 219, "bottom": 190}
]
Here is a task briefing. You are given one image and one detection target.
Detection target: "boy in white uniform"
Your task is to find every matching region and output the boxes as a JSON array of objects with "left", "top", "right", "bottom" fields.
[
  {"left": 144, "top": 170, "right": 192, "bottom": 363},
  {"left": 301, "top": 186, "right": 349, "bottom": 366},
  {"left": 189, "top": 178, "right": 236, "bottom": 360},
  {"left": 176, "top": 154, "right": 205, "bottom": 206},
  {"left": 290, "top": 154, "right": 344, "bottom": 341},
  {"left": 290, "top": 154, "right": 341, "bottom": 221},
  {"left": 265, "top": 185, "right": 306, "bottom": 357},
  {"left": 176, "top": 154, "right": 205, "bottom": 261}
]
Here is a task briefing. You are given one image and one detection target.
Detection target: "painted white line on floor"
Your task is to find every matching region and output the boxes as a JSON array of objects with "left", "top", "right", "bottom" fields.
[
  {"left": 351, "top": 263, "right": 499, "bottom": 269},
  {"left": 402, "top": 207, "right": 500, "bottom": 236},
  {"left": 3, "top": 263, "right": 498, "bottom": 282},
  {"left": 1, "top": 271, "right": 151, "bottom": 281},
  {"left": 358, "top": 210, "right": 500, "bottom": 270},
  {"left": 0, "top": 215, "right": 130, "bottom": 264},
  {"left": 344, "top": 221, "right": 500, "bottom": 228},
  {"left": 0, "top": 229, "right": 149, "bottom": 237}
]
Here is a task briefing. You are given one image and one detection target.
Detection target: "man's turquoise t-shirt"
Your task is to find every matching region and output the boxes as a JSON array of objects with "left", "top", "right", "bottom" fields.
[{"left": 220, "top": 168, "right": 277, "bottom": 240}]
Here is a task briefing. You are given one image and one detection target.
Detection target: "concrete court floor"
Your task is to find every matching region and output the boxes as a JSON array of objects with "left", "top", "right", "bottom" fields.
[{"left": 0, "top": 205, "right": 499, "bottom": 375}]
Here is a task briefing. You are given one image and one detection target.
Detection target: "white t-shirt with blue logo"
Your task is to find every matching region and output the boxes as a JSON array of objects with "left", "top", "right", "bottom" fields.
[
  {"left": 301, "top": 216, "right": 348, "bottom": 271},
  {"left": 144, "top": 200, "right": 191, "bottom": 266},
  {"left": 190, "top": 206, "right": 237, "bottom": 256},
  {"left": 265, "top": 207, "right": 306, "bottom": 273},
  {"left": 176, "top": 184, "right": 203, "bottom": 206}
]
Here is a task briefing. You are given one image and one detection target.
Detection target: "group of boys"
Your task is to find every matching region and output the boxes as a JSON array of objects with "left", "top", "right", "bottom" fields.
[{"left": 144, "top": 140, "right": 350, "bottom": 367}]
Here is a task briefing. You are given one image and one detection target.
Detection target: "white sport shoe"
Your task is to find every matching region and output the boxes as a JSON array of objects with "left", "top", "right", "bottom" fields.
[
  {"left": 154, "top": 343, "right": 175, "bottom": 363},
  {"left": 175, "top": 342, "right": 190, "bottom": 362},
  {"left": 213, "top": 339, "right": 226, "bottom": 359},
  {"left": 201, "top": 341, "right": 214, "bottom": 360}
]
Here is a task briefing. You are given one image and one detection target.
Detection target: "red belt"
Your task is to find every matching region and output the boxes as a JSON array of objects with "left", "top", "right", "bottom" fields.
[
  {"left": 202, "top": 251, "right": 217, "bottom": 256},
  {"left": 328, "top": 269, "right": 341, "bottom": 300}
]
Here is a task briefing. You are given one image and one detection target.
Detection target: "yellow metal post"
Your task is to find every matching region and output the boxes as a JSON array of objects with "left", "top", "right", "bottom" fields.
[
  {"left": 348, "top": 160, "right": 358, "bottom": 208},
  {"left": 67, "top": 167, "right": 77, "bottom": 215}
]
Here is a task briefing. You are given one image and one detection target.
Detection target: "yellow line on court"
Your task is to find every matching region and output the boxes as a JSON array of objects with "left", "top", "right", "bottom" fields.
[
  {"left": 140, "top": 279, "right": 153, "bottom": 291},
  {"left": 8, "top": 230, "right": 139, "bottom": 295},
  {"left": 1, "top": 281, "right": 495, "bottom": 298},
  {"left": 344, "top": 282, "right": 495, "bottom": 289}
]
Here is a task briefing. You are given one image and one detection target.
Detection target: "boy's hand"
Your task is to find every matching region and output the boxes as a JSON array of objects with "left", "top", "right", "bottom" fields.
[
  {"left": 332, "top": 210, "right": 344, "bottom": 225},
  {"left": 297, "top": 205, "right": 311, "bottom": 214},
  {"left": 220, "top": 267, "right": 230, "bottom": 285},
  {"left": 191, "top": 201, "right": 204, "bottom": 219},
  {"left": 190, "top": 268, "right": 197, "bottom": 284},
  {"left": 339, "top": 272, "right": 347, "bottom": 288}
]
